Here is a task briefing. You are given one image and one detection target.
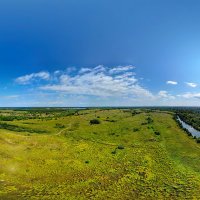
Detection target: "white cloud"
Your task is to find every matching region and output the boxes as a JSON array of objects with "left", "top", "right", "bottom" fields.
[
  {"left": 18, "top": 66, "right": 200, "bottom": 106},
  {"left": 158, "top": 90, "right": 175, "bottom": 99},
  {"left": 109, "top": 65, "right": 135, "bottom": 74},
  {"left": 158, "top": 90, "right": 168, "bottom": 98},
  {"left": 166, "top": 81, "right": 178, "bottom": 85},
  {"left": 59, "top": 74, "right": 70, "bottom": 84},
  {"left": 79, "top": 68, "right": 92, "bottom": 74},
  {"left": 185, "top": 82, "right": 197, "bottom": 88},
  {"left": 39, "top": 65, "right": 153, "bottom": 99},
  {"left": 54, "top": 70, "right": 61, "bottom": 75},
  {"left": 178, "top": 92, "right": 200, "bottom": 99},
  {"left": 16, "top": 71, "right": 50, "bottom": 85}
]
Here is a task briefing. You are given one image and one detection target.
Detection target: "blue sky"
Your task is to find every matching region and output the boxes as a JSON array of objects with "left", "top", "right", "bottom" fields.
[{"left": 0, "top": 0, "right": 200, "bottom": 106}]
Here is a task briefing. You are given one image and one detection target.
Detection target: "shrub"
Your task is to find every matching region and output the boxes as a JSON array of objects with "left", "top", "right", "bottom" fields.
[
  {"left": 141, "top": 122, "right": 147, "bottom": 125},
  {"left": 187, "top": 132, "right": 192, "bottom": 136},
  {"left": 90, "top": 119, "right": 100, "bottom": 125},
  {"left": 154, "top": 131, "right": 160, "bottom": 136},
  {"left": 118, "top": 145, "right": 125, "bottom": 150},
  {"left": 105, "top": 119, "right": 116, "bottom": 122},
  {"left": 196, "top": 138, "right": 200, "bottom": 143},
  {"left": 146, "top": 117, "right": 154, "bottom": 124},
  {"left": 54, "top": 123, "right": 65, "bottom": 128},
  {"left": 133, "top": 128, "right": 139, "bottom": 132},
  {"left": 0, "top": 122, "right": 48, "bottom": 134},
  {"left": 111, "top": 150, "right": 117, "bottom": 154},
  {"left": 132, "top": 111, "right": 140, "bottom": 116}
]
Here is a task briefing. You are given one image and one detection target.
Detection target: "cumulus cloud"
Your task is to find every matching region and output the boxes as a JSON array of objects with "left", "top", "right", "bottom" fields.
[
  {"left": 79, "top": 68, "right": 92, "bottom": 74},
  {"left": 38, "top": 65, "right": 153, "bottom": 99},
  {"left": 12, "top": 66, "right": 200, "bottom": 106},
  {"left": 158, "top": 90, "right": 175, "bottom": 99},
  {"left": 166, "top": 81, "right": 178, "bottom": 85},
  {"left": 158, "top": 90, "right": 168, "bottom": 98},
  {"left": 185, "top": 82, "right": 197, "bottom": 88},
  {"left": 178, "top": 92, "right": 200, "bottom": 99},
  {"left": 16, "top": 71, "right": 50, "bottom": 85}
]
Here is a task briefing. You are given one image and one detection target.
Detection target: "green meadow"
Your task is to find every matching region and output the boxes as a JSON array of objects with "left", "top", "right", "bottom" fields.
[{"left": 1, "top": 109, "right": 200, "bottom": 199}]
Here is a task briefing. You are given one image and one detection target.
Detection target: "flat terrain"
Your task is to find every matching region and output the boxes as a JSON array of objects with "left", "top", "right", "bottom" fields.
[{"left": 1, "top": 109, "right": 200, "bottom": 199}]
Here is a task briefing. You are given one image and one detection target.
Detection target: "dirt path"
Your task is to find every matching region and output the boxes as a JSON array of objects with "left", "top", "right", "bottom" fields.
[{"left": 55, "top": 124, "right": 72, "bottom": 136}]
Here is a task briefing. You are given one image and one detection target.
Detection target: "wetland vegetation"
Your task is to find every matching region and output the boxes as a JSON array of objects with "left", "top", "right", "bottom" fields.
[{"left": 1, "top": 107, "right": 200, "bottom": 199}]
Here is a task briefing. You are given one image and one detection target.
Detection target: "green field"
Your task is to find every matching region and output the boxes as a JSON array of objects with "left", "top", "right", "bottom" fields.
[{"left": 1, "top": 109, "right": 200, "bottom": 199}]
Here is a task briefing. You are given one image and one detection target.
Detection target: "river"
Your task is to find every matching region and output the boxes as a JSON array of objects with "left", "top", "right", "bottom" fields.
[{"left": 177, "top": 116, "right": 200, "bottom": 138}]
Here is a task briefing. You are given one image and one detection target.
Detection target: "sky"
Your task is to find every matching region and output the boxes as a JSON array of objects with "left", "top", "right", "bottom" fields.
[{"left": 0, "top": 0, "right": 200, "bottom": 106}]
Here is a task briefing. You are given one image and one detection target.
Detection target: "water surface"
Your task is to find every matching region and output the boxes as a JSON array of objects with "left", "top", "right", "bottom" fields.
[{"left": 177, "top": 116, "right": 200, "bottom": 138}]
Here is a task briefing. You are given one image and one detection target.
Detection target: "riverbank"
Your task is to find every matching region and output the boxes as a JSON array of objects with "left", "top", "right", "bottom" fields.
[{"left": 175, "top": 114, "right": 200, "bottom": 143}]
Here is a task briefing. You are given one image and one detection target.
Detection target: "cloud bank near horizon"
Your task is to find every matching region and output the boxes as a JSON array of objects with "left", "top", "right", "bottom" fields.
[{"left": 12, "top": 65, "right": 200, "bottom": 107}]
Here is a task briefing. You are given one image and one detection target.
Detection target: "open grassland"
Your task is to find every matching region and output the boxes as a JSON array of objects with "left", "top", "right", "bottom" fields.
[{"left": 1, "top": 109, "right": 200, "bottom": 199}]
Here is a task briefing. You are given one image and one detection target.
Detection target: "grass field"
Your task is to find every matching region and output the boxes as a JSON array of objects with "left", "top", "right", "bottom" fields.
[{"left": 1, "top": 109, "right": 200, "bottom": 199}]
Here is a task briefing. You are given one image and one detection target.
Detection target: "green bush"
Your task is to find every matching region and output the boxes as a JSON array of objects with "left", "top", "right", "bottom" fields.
[
  {"left": 0, "top": 122, "right": 48, "bottom": 134},
  {"left": 196, "top": 138, "right": 200, "bottom": 143},
  {"left": 141, "top": 122, "right": 147, "bottom": 125},
  {"left": 111, "top": 150, "right": 117, "bottom": 154},
  {"left": 154, "top": 131, "right": 160, "bottom": 136},
  {"left": 90, "top": 119, "right": 100, "bottom": 125},
  {"left": 146, "top": 117, "right": 154, "bottom": 124},
  {"left": 54, "top": 123, "right": 65, "bottom": 128},
  {"left": 118, "top": 145, "right": 125, "bottom": 150}
]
